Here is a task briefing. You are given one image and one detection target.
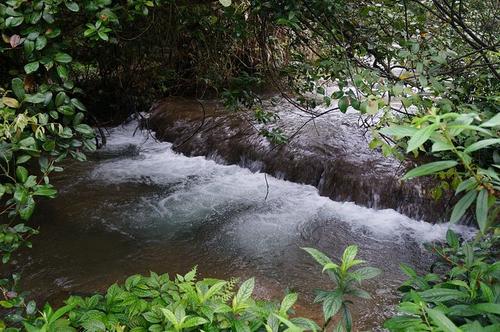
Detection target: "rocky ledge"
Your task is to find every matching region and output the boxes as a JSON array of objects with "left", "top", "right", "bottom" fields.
[{"left": 147, "top": 97, "right": 452, "bottom": 222}]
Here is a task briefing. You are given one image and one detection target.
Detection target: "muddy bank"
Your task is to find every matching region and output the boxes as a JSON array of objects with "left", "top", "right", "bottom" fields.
[{"left": 148, "top": 97, "right": 452, "bottom": 222}]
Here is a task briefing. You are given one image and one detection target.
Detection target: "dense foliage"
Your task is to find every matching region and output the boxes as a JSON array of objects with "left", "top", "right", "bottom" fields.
[
  {"left": 1, "top": 0, "right": 499, "bottom": 331},
  {"left": 1, "top": 247, "right": 379, "bottom": 332},
  {"left": 385, "top": 230, "right": 500, "bottom": 331}
]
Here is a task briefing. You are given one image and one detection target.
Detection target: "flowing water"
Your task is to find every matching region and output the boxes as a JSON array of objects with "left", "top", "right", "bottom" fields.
[{"left": 16, "top": 120, "right": 474, "bottom": 330}]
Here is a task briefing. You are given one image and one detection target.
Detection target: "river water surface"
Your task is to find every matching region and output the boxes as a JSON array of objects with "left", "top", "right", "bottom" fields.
[{"left": 18, "top": 120, "right": 473, "bottom": 329}]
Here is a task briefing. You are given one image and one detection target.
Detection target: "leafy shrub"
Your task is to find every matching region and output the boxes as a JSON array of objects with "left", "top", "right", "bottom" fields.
[
  {"left": 0, "top": 246, "right": 379, "bottom": 331},
  {"left": 385, "top": 230, "right": 500, "bottom": 331}
]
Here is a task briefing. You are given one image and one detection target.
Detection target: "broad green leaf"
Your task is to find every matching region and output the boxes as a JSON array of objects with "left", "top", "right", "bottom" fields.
[
  {"left": 406, "top": 123, "right": 438, "bottom": 152},
  {"left": 35, "top": 35, "right": 47, "bottom": 50},
  {"left": 233, "top": 278, "right": 254, "bottom": 307},
  {"left": 475, "top": 189, "right": 489, "bottom": 232},
  {"left": 20, "top": 197, "right": 35, "bottom": 220},
  {"left": 33, "top": 185, "right": 57, "bottom": 197},
  {"left": 420, "top": 288, "right": 468, "bottom": 302},
  {"left": 160, "top": 308, "right": 178, "bottom": 325},
  {"left": 183, "top": 317, "right": 208, "bottom": 328},
  {"left": 302, "top": 247, "right": 334, "bottom": 267},
  {"left": 280, "top": 293, "right": 298, "bottom": 315},
  {"left": 322, "top": 294, "right": 342, "bottom": 319},
  {"left": 24, "top": 61, "right": 40, "bottom": 74},
  {"left": 65, "top": 2, "right": 80, "bottom": 12},
  {"left": 446, "top": 230, "right": 459, "bottom": 248},
  {"left": 402, "top": 160, "right": 458, "bottom": 180},
  {"left": 450, "top": 190, "right": 477, "bottom": 223},
  {"left": 338, "top": 96, "right": 349, "bottom": 113},
  {"left": 54, "top": 53, "right": 73, "bottom": 63},
  {"left": 57, "top": 65, "right": 69, "bottom": 80},
  {"left": 464, "top": 138, "right": 500, "bottom": 153},
  {"left": 2, "top": 97, "right": 19, "bottom": 108},
  {"left": 379, "top": 125, "right": 417, "bottom": 137},
  {"left": 480, "top": 113, "right": 500, "bottom": 127},
  {"left": 75, "top": 124, "right": 94, "bottom": 136},
  {"left": 350, "top": 267, "right": 381, "bottom": 281},
  {"left": 425, "top": 307, "right": 460, "bottom": 332},
  {"left": 472, "top": 303, "right": 500, "bottom": 314},
  {"left": 12, "top": 78, "right": 25, "bottom": 99},
  {"left": 341, "top": 245, "right": 358, "bottom": 271},
  {"left": 16, "top": 166, "right": 28, "bottom": 183},
  {"left": 219, "top": 0, "right": 232, "bottom": 7},
  {"left": 71, "top": 98, "right": 87, "bottom": 111},
  {"left": 455, "top": 177, "right": 477, "bottom": 194},
  {"left": 431, "top": 141, "right": 454, "bottom": 152}
]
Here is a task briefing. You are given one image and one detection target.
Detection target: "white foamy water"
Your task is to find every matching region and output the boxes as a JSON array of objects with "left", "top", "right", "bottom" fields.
[
  {"left": 22, "top": 118, "right": 476, "bottom": 330},
  {"left": 91, "top": 120, "right": 475, "bottom": 244}
]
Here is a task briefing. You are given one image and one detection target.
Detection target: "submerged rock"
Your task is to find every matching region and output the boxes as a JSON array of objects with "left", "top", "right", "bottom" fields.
[{"left": 148, "top": 97, "right": 451, "bottom": 222}]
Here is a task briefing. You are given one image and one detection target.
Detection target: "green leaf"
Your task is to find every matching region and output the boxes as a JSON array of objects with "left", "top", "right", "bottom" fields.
[
  {"left": 161, "top": 307, "right": 178, "bottom": 325},
  {"left": 24, "top": 61, "right": 40, "bottom": 74},
  {"left": 402, "top": 161, "right": 458, "bottom": 180},
  {"left": 234, "top": 278, "right": 254, "bottom": 305},
  {"left": 219, "top": 0, "right": 232, "bottom": 7},
  {"left": 341, "top": 245, "right": 358, "bottom": 270},
  {"left": 406, "top": 123, "right": 438, "bottom": 152},
  {"left": 16, "top": 155, "right": 31, "bottom": 164},
  {"left": 322, "top": 293, "right": 342, "bottom": 319},
  {"left": 431, "top": 141, "right": 454, "bottom": 152},
  {"left": 71, "top": 98, "right": 87, "bottom": 111},
  {"left": 425, "top": 307, "right": 460, "bottom": 332},
  {"left": 446, "top": 230, "right": 459, "bottom": 248},
  {"left": 12, "top": 78, "right": 25, "bottom": 100},
  {"left": 97, "top": 31, "right": 109, "bottom": 41},
  {"left": 57, "top": 65, "right": 68, "bottom": 80},
  {"left": 16, "top": 166, "right": 28, "bottom": 183},
  {"left": 302, "top": 247, "right": 334, "bottom": 267},
  {"left": 35, "top": 35, "right": 47, "bottom": 50},
  {"left": 475, "top": 189, "right": 489, "bottom": 233},
  {"left": 25, "top": 93, "right": 46, "bottom": 104},
  {"left": 420, "top": 288, "right": 468, "bottom": 302},
  {"left": 338, "top": 96, "right": 349, "bottom": 113},
  {"left": 456, "top": 177, "right": 477, "bottom": 194},
  {"left": 33, "top": 185, "right": 57, "bottom": 197},
  {"left": 464, "top": 138, "right": 500, "bottom": 153},
  {"left": 54, "top": 53, "right": 73, "bottom": 63},
  {"left": 55, "top": 92, "right": 67, "bottom": 107},
  {"left": 350, "top": 267, "right": 381, "bottom": 281},
  {"left": 450, "top": 190, "right": 477, "bottom": 223},
  {"left": 65, "top": 2, "right": 80, "bottom": 12},
  {"left": 480, "top": 113, "right": 500, "bottom": 127},
  {"left": 280, "top": 293, "right": 298, "bottom": 315},
  {"left": 20, "top": 197, "right": 35, "bottom": 220},
  {"left": 379, "top": 126, "right": 418, "bottom": 137},
  {"left": 472, "top": 303, "right": 500, "bottom": 315},
  {"left": 19, "top": 136, "right": 35, "bottom": 146},
  {"left": 183, "top": 317, "right": 208, "bottom": 328}
]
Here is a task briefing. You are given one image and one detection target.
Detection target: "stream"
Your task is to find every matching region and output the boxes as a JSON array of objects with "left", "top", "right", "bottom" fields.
[{"left": 17, "top": 120, "right": 474, "bottom": 330}]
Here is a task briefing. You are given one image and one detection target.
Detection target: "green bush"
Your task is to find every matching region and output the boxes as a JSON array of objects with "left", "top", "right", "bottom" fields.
[
  {"left": 0, "top": 246, "right": 379, "bottom": 332},
  {"left": 385, "top": 230, "right": 500, "bottom": 331}
]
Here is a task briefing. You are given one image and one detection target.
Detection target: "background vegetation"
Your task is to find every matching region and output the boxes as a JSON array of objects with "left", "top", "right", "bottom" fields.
[{"left": 1, "top": 0, "right": 498, "bottom": 331}]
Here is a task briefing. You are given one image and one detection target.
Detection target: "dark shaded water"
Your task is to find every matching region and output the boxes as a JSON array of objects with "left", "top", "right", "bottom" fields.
[{"left": 14, "top": 121, "right": 473, "bottom": 330}]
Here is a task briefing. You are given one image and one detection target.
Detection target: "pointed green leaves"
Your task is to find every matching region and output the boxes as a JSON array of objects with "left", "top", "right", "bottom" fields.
[
  {"left": 480, "top": 113, "right": 500, "bottom": 127},
  {"left": 450, "top": 190, "right": 476, "bottom": 223},
  {"left": 464, "top": 138, "right": 500, "bottom": 153},
  {"left": 475, "top": 189, "right": 489, "bottom": 233},
  {"left": 12, "top": 78, "right": 25, "bottom": 100},
  {"left": 425, "top": 308, "right": 460, "bottom": 332},
  {"left": 402, "top": 161, "right": 458, "bottom": 180},
  {"left": 406, "top": 123, "right": 438, "bottom": 152},
  {"left": 219, "top": 0, "right": 232, "bottom": 7},
  {"left": 302, "top": 247, "right": 334, "bottom": 267}
]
